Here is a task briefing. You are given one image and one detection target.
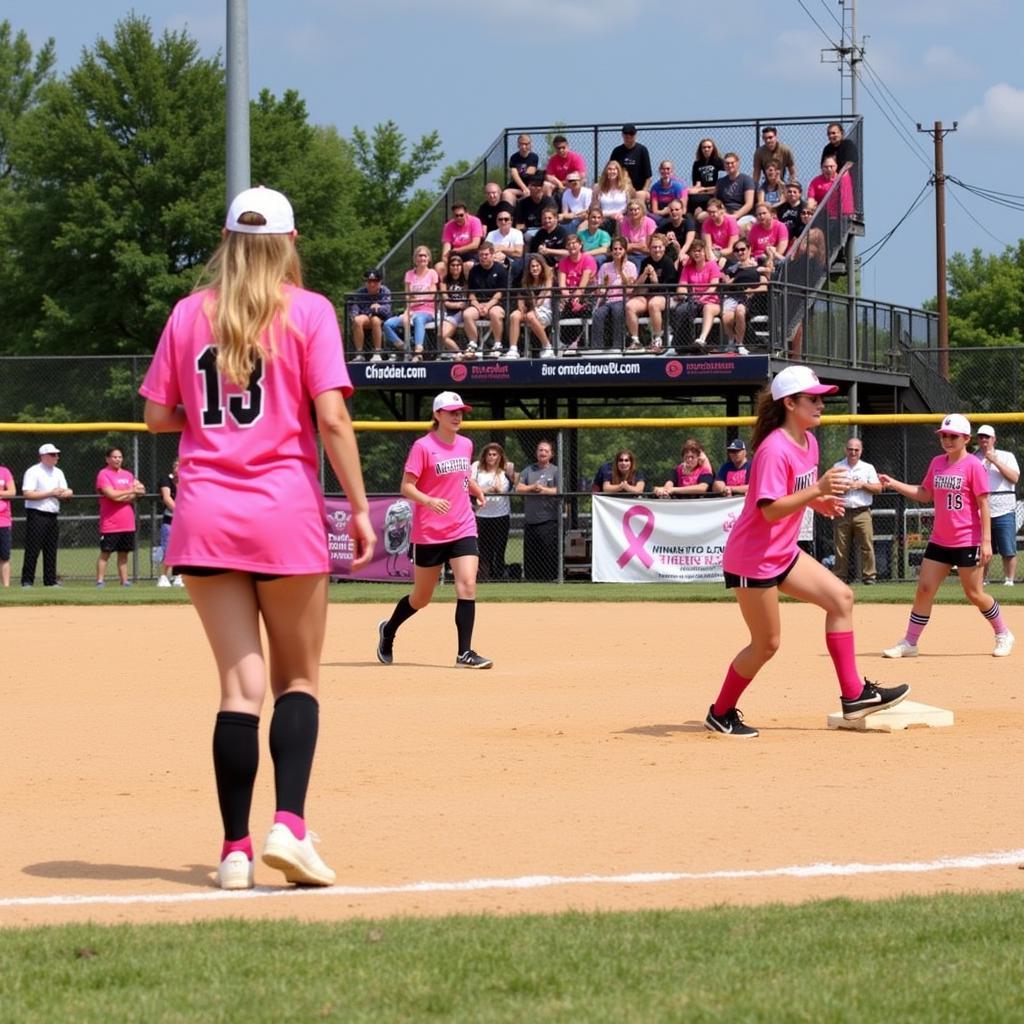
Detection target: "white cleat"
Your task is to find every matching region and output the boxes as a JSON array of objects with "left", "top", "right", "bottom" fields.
[
  {"left": 262, "top": 823, "right": 336, "bottom": 886},
  {"left": 993, "top": 631, "right": 1015, "bottom": 658},
  {"left": 882, "top": 639, "right": 919, "bottom": 659},
  {"left": 217, "top": 851, "right": 254, "bottom": 890}
]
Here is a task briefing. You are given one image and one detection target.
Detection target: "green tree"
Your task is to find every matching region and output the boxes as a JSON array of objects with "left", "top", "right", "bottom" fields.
[
  {"left": 946, "top": 242, "right": 1024, "bottom": 348},
  {"left": 0, "top": 19, "right": 55, "bottom": 181}
]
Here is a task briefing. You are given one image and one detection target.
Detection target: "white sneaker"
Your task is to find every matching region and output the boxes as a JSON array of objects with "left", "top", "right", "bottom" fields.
[
  {"left": 737, "top": 345, "right": 750, "bottom": 356},
  {"left": 157, "top": 575, "right": 171, "bottom": 588},
  {"left": 1004, "top": 579, "right": 1015, "bottom": 587},
  {"left": 502, "top": 348, "right": 519, "bottom": 359},
  {"left": 172, "top": 575, "right": 185, "bottom": 587},
  {"left": 261, "top": 823, "right": 336, "bottom": 886},
  {"left": 882, "top": 639, "right": 919, "bottom": 659},
  {"left": 369, "top": 353, "right": 383, "bottom": 363},
  {"left": 217, "top": 851, "right": 254, "bottom": 890},
  {"left": 993, "top": 631, "right": 1015, "bottom": 657},
  {"left": 540, "top": 347, "right": 554, "bottom": 358}
]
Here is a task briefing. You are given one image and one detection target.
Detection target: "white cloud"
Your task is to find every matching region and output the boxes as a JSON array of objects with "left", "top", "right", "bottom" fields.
[
  {"left": 961, "top": 83, "right": 1024, "bottom": 144},
  {"left": 922, "top": 45, "right": 977, "bottom": 80}
]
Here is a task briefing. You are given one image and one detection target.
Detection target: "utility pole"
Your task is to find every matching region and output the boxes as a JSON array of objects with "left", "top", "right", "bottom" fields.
[
  {"left": 225, "top": 0, "right": 251, "bottom": 205},
  {"left": 916, "top": 121, "right": 957, "bottom": 380}
]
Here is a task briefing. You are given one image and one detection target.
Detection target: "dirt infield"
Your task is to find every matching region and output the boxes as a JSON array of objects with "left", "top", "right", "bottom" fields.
[{"left": 3, "top": 600, "right": 1022, "bottom": 928}]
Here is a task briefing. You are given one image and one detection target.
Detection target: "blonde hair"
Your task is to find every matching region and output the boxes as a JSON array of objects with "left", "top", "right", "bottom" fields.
[
  {"left": 197, "top": 213, "right": 302, "bottom": 388},
  {"left": 597, "top": 160, "right": 635, "bottom": 199}
]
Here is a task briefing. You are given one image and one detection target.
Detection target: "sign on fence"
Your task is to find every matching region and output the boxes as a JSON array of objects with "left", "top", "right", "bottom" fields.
[
  {"left": 592, "top": 495, "right": 744, "bottom": 583},
  {"left": 326, "top": 496, "right": 413, "bottom": 582}
]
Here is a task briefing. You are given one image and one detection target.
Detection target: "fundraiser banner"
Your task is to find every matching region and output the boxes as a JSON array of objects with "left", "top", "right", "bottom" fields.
[
  {"left": 592, "top": 495, "right": 744, "bottom": 583},
  {"left": 325, "top": 495, "right": 413, "bottom": 582}
]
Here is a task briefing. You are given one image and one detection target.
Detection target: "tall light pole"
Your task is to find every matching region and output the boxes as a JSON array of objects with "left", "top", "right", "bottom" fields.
[{"left": 225, "top": 0, "right": 251, "bottom": 204}]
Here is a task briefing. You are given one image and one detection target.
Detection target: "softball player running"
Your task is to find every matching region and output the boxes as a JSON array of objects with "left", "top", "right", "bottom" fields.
[
  {"left": 376, "top": 391, "right": 492, "bottom": 669},
  {"left": 880, "top": 413, "right": 1014, "bottom": 658},
  {"left": 141, "top": 187, "right": 375, "bottom": 890},
  {"left": 705, "top": 365, "right": 910, "bottom": 738}
]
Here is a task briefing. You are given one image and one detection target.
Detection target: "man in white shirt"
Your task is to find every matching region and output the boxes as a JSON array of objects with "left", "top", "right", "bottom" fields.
[
  {"left": 21, "top": 443, "right": 74, "bottom": 587},
  {"left": 975, "top": 425, "right": 1020, "bottom": 585},
  {"left": 832, "top": 437, "right": 881, "bottom": 584},
  {"left": 558, "top": 173, "right": 593, "bottom": 233},
  {"left": 485, "top": 211, "right": 525, "bottom": 282}
]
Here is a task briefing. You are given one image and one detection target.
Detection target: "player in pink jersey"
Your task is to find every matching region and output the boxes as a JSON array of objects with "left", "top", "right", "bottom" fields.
[
  {"left": 376, "top": 392, "right": 492, "bottom": 670},
  {"left": 880, "top": 414, "right": 1013, "bottom": 659},
  {"left": 141, "top": 187, "right": 375, "bottom": 891},
  {"left": 706, "top": 365, "right": 910, "bottom": 737},
  {"left": 94, "top": 446, "right": 145, "bottom": 587}
]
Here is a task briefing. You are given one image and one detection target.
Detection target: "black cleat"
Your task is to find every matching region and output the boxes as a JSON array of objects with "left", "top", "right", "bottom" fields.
[
  {"left": 704, "top": 705, "right": 759, "bottom": 737},
  {"left": 455, "top": 649, "right": 493, "bottom": 669},
  {"left": 841, "top": 679, "right": 910, "bottom": 720},
  {"left": 376, "top": 620, "right": 394, "bottom": 665}
]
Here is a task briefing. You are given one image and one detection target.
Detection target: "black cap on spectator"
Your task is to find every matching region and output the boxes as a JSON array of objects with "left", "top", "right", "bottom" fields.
[
  {"left": 364, "top": 269, "right": 382, "bottom": 281},
  {"left": 727, "top": 439, "right": 746, "bottom": 451},
  {"left": 622, "top": 123, "right": 637, "bottom": 135}
]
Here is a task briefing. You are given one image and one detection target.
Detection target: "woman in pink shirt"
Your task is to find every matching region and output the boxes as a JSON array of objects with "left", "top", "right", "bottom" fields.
[
  {"left": 383, "top": 246, "right": 439, "bottom": 361},
  {"left": 706, "top": 365, "right": 909, "bottom": 737},
  {"left": 376, "top": 391, "right": 492, "bottom": 670},
  {"left": 620, "top": 199, "right": 657, "bottom": 270},
  {"left": 807, "top": 157, "right": 855, "bottom": 217},
  {"left": 672, "top": 245, "right": 722, "bottom": 350},
  {"left": 880, "top": 414, "right": 1012, "bottom": 659},
  {"left": 141, "top": 187, "right": 375, "bottom": 889},
  {"left": 746, "top": 203, "right": 789, "bottom": 263},
  {"left": 591, "top": 237, "right": 637, "bottom": 351}
]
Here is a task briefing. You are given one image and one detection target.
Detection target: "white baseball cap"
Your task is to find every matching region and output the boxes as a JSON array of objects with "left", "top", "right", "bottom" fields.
[
  {"left": 225, "top": 186, "right": 295, "bottom": 234},
  {"left": 936, "top": 413, "right": 971, "bottom": 436},
  {"left": 977, "top": 424, "right": 996, "bottom": 437},
  {"left": 38, "top": 443, "right": 60, "bottom": 455},
  {"left": 432, "top": 391, "right": 473, "bottom": 414},
  {"left": 770, "top": 365, "right": 838, "bottom": 401}
]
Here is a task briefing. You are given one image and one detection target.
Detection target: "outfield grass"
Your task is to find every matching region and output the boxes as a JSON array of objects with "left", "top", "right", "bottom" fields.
[{"left": 2, "top": 893, "right": 1022, "bottom": 1022}]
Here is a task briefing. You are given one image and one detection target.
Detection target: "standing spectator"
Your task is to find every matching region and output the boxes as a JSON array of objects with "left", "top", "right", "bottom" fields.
[
  {"left": 831, "top": 437, "right": 882, "bottom": 585},
  {"left": 141, "top": 186, "right": 375, "bottom": 889},
  {"left": 514, "top": 179, "right": 558, "bottom": 238},
  {"left": 591, "top": 237, "right": 637, "bottom": 351},
  {"left": 438, "top": 202, "right": 485, "bottom": 272},
  {"left": 516, "top": 440, "right": 561, "bottom": 581},
  {"left": 95, "top": 446, "right": 145, "bottom": 588},
  {"left": 689, "top": 138, "right": 724, "bottom": 216},
  {"left": 609, "top": 124, "right": 653, "bottom": 200},
  {"left": 713, "top": 153, "right": 756, "bottom": 227},
  {"left": 719, "top": 241, "right": 764, "bottom": 355},
  {"left": 157, "top": 458, "right": 181, "bottom": 587},
  {"left": 821, "top": 122, "right": 858, "bottom": 172},
  {"left": 627, "top": 233, "right": 676, "bottom": 353},
  {"left": 777, "top": 181, "right": 806, "bottom": 239},
  {"left": 602, "top": 450, "right": 646, "bottom": 495},
  {"left": 975, "top": 425, "right": 1019, "bottom": 585},
  {"left": 672, "top": 245, "right": 722, "bottom": 350},
  {"left": 558, "top": 172, "right": 593, "bottom": 232},
  {"left": 752, "top": 125, "right": 797, "bottom": 184},
  {"left": 477, "top": 183, "right": 514, "bottom": 235},
  {"left": 880, "top": 414, "right": 1013, "bottom": 659},
  {"left": 0, "top": 459, "right": 14, "bottom": 587},
  {"left": 544, "top": 135, "right": 587, "bottom": 194},
  {"left": 503, "top": 133, "right": 542, "bottom": 205},
  {"left": 20, "top": 443, "right": 73, "bottom": 588},
  {"left": 383, "top": 246, "right": 439, "bottom": 361},
  {"left": 508, "top": 254, "right": 555, "bottom": 359},
  {"left": 465, "top": 243, "right": 510, "bottom": 358},
  {"left": 712, "top": 438, "right": 751, "bottom": 496},
  {"left": 649, "top": 160, "right": 688, "bottom": 220},
  {"left": 654, "top": 439, "right": 715, "bottom": 498},
  {"left": 472, "top": 443, "right": 515, "bottom": 582},
  {"left": 347, "top": 269, "right": 392, "bottom": 362}
]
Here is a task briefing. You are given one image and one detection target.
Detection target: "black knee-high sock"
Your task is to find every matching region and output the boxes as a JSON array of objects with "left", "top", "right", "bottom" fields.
[
  {"left": 385, "top": 594, "right": 418, "bottom": 637},
  {"left": 212, "top": 711, "right": 259, "bottom": 841},
  {"left": 456, "top": 598, "right": 475, "bottom": 654},
  {"left": 269, "top": 691, "right": 319, "bottom": 818}
]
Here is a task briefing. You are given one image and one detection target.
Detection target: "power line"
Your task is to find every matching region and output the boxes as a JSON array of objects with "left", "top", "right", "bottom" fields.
[
  {"left": 944, "top": 183, "right": 1013, "bottom": 249},
  {"left": 855, "top": 71, "right": 933, "bottom": 172},
  {"left": 859, "top": 181, "right": 933, "bottom": 267},
  {"left": 817, "top": 0, "right": 846, "bottom": 33},
  {"left": 946, "top": 177, "right": 1024, "bottom": 213},
  {"left": 794, "top": 0, "right": 838, "bottom": 46}
]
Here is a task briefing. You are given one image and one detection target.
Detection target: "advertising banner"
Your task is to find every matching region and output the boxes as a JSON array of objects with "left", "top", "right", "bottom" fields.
[{"left": 326, "top": 495, "right": 413, "bottom": 582}]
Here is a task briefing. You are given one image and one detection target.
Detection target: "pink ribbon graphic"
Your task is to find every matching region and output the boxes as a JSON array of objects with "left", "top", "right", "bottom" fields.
[{"left": 617, "top": 505, "right": 656, "bottom": 569}]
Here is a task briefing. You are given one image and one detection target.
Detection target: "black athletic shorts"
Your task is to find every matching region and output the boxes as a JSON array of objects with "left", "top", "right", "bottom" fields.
[
  {"left": 724, "top": 552, "right": 800, "bottom": 590},
  {"left": 99, "top": 531, "right": 136, "bottom": 553},
  {"left": 413, "top": 535, "right": 479, "bottom": 568},
  {"left": 0, "top": 525, "right": 10, "bottom": 562},
  {"left": 174, "top": 566, "right": 283, "bottom": 582},
  {"left": 923, "top": 541, "right": 980, "bottom": 568}
]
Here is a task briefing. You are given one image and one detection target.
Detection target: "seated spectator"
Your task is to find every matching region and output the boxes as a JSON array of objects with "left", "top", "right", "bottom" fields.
[
  {"left": 602, "top": 449, "right": 646, "bottom": 495},
  {"left": 671, "top": 245, "right": 722, "bottom": 351},
  {"left": 508, "top": 254, "right": 555, "bottom": 359},
  {"left": 689, "top": 138, "right": 724, "bottom": 216},
  {"left": 713, "top": 153, "right": 756, "bottom": 228},
  {"left": 559, "top": 172, "right": 593, "bottom": 233},
  {"left": 626, "top": 233, "right": 675, "bottom": 353},
  {"left": 464, "top": 243, "right": 510, "bottom": 358},
  {"left": 757, "top": 160, "right": 786, "bottom": 208},
  {"left": 577, "top": 206, "right": 612, "bottom": 268},
  {"left": 486, "top": 209, "right": 525, "bottom": 281},
  {"left": 439, "top": 253, "right": 473, "bottom": 358},
  {"left": 649, "top": 159, "right": 689, "bottom": 220},
  {"left": 593, "top": 160, "right": 635, "bottom": 232},
  {"left": 608, "top": 125, "right": 653, "bottom": 203},
  {"left": 808, "top": 156, "right": 855, "bottom": 217},
  {"left": 660, "top": 200, "right": 700, "bottom": 265},
  {"left": 620, "top": 199, "right": 658, "bottom": 270},
  {"left": 503, "top": 133, "right": 542, "bottom": 205},
  {"left": 712, "top": 438, "right": 751, "bottom": 496},
  {"left": 752, "top": 126, "right": 797, "bottom": 184},
  {"left": 719, "top": 241, "right": 765, "bottom": 355},
  {"left": 821, "top": 122, "right": 858, "bottom": 174},
  {"left": 347, "top": 268, "right": 392, "bottom": 362},
  {"left": 746, "top": 203, "right": 788, "bottom": 264},
  {"left": 438, "top": 201, "right": 485, "bottom": 274},
  {"left": 478, "top": 182, "right": 515, "bottom": 234},
  {"left": 515, "top": 179, "right": 558, "bottom": 238},
  {"left": 383, "top": 246, "right": 438, "bottom": 360},
  {"left": 591, "top": 237, "right": 637, "bottom": 351},
  {"left": 654, "top": 439, "right": 715, "bottom": 498},
  {"left": 545, "top": 135, "right": 587, "bottom": 195},
  {"left": 701, "top": 199, "right": 739, "bottom": 267},
  {"left": 530, "top": 206, "right": 570, "bottom": 267},
  {"left": 556, "top": 235, "right": 597, "bottom": 354},
  {"left": 777, "top": 181, "right": 806, "bottom": 239}
]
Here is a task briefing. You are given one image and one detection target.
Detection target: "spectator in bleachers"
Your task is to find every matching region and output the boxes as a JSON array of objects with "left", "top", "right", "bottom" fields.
[
  {"left": 714, "top": 153, "right": 756, "bottom": 228},
  {"left": 672, "top": 244, "right": 722, "bottom": 351},
  {"left": 439, "top": 253, "right": 473, "bottom": 359},
  {"left": 757, "top": 160, "right": 786, "bottom": 208},
  {"left": 383, "top": 246, "right": 438, "bottom": 361},
  {"left": 508, "top": 254, "right": 555, "bottom": 359},
  {"left": 752, "top": 126, "right": 797, "bottom": 184},
  {"left": 545, "top": 135, "right": 587, "bottom": 195},
  {"left": 608, "top": 124, "right": 653, "bottom": 202},
  {"left": 777, "top": 181, "right": 806, "bottom": 239},
  {"left": 808, "top": 156, "right": 855, "bottom": 217},
  {"left": 627, "top": 233, "right": 676, "bottom": 354},
  {"left": 348, "top": 268, "right": 392, "bottom": 362},
  {"left": 556, "top": 235, "right": 598, "bottom": 354},
  {"left": 821, "top": 122, "right": 858, "bottom": 172},
  {"left": 602, "top": 450, "right": 646, "bottom": 495},
  {"left": 503, "top": 133, "right": 542, "bottom": 205},
  {"left": 593, "top": 160, "right": 635, "bottom": 232},
  {"left": 464, "top": 242, "right": 510, "bottom": 358},
  {"left": 654, "top": 439, "right": 715, "bottom": 498},
  {"left": 591, "top": 237, "right": 637, "bottom": 351},
  {"left": 529, "top": 206, "right": 570, "bottom": 268},
  {"left": 577, "top": 206, "right": 612, "bottom": 268},
  {"left": 712, "top": 438, "right": 751, "bottom": 496},
  {"left": 649, "top": 159, "right": 689, "bottom": 221},
  {"left": 439, "top": 201, "right": 485, "bottom": 274},
  {"left": 720, "top": 240, "right": 765, "bottom": 356},
  {"left": 477, "top": 182, "right": 515, "bottom": 235},
  {"left": 486, "top": 209, "right": 525, "bottom": 281},
  {"left": 701, "top": 198, "right": 740, "bottom": 267},
  {"left": 689, "top": 138, "right": 724, "bottom": 217},
  {"left": 620, "top": 199, "right": 658, "bottom": 271},
  {"left": 558, "top": 172, "right": 593, "bottom": 233},
  {"left": 660, "top": 200, "right": 700, "bottom": 265},
  {"left": 514, "top": 179, "right": 558, "bottom": 238},
  {"left": 747, "top": 203, "right": 789, "bottom": 264}
]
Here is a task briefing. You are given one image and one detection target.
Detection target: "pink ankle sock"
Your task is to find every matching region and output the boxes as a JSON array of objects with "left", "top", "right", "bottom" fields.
[
  {"left": 221, "top": 836, "right": 253, "bottom": 861},
  {"left": 713, "top": 664, "right": 754, "bottom": 717},
  {"left": 274, "top": 810, "right": 306, "bottom": 840},
  {"left": 825, "top": 631, "right": 864, "bottom": 700},
  {"left": 906, "top": 612, "right": 929, "bottom": 646}
]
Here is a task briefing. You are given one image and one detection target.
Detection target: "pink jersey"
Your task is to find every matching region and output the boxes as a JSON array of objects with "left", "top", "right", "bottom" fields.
[
  {"left": 139, "top": 284, "right": 352, "bottom": 574},
  {"left": 545, "top": 151, "right": 586, "bottom": 183},
  {"left": 558, "top": 254, "right": 597, "bottom": 289},
  {"left": 723, "top": 428, "right": 821, "bottom": 578},
  {"left": 442, "top": 216, "right": 484, "bottom": 251},
  {"left": 405, "top": 268, "right": 439, "bottom": 313},
  {"left": 808, "top": 174, "right": 854, "bottom": 216},
  {"left": 0, "top": 465, "right": 12, "bottom": 527},
  {"left": 404, "top": 432, "right": 477, "bottom": 545},
  {"left": 702, "top": 216, "right": 739, "bottom": 249},
  {"left": 596, "top": 260, "right": 637, "bottom": 304},
  {"left": 923, "top": 452, "right": 989, "bottom": 547},
  {"left": 747, "top": 220, "right": 788, "bottom": 259},
  {"left": 620, "top": 216, "right": 657, "bottom": 247},
  {"left": 96, "top": 466, "right": 137, "bottom": 533},
  {"left": 680, "top": 261, "right": 721, "bottom": 305}
]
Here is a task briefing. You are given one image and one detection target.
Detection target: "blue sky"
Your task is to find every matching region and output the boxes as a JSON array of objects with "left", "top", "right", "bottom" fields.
[{"left": 14, "top": 0, "right": 1024, "bottom": 310}]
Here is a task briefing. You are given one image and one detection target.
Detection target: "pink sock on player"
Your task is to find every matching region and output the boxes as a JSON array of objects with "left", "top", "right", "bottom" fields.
[
  {"left": 713, "top": 663, "right": 754, "bottom": 717},
  {"left": 825, "top": 631, "right": 864, "bottom": 700},
  {"left": 982, "top": 600, "right": 1008, "bottom": 635},
  {"left": 274, "top": 810, "right": 306, "bottom": 840},
  {"left": 221, "top": 836, "right": 253, "bottom": 861},
  {"left": 906, "top": 612, "right": 929, "bottom": 646}
]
